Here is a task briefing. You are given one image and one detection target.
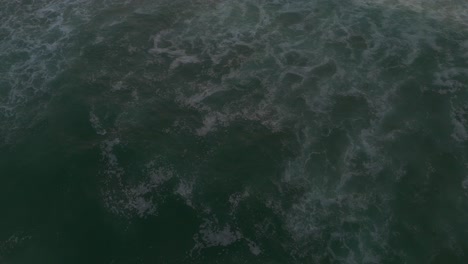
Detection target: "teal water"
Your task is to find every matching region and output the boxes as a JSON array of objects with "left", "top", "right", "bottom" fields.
[{"left": 1, "top": 0, "right": 468, "bottom": 263}]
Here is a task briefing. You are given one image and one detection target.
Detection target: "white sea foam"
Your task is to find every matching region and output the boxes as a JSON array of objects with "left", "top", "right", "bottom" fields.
[
  {"left": 450, "top": 104, "right": 468, "bottom": 142},
  {"left": 169, "top": 56, "right": 200, "bottom": 70},
  {"left": 192, "top": 218, "right": 243, "bottom": 253},
  {"left": 283, "top": 188, "right": 393, "bottom": 262},
  {"left": 228, "top": 189, "right": 250, "bottom": 215},
  {"left": 355, "top": 0, "right": 468, "bottom": 27},
  {"left": 196, "top": 112, "right": 225, "bottom": 136},
  {"left": 0, "top": 233, "right": 32, "bottom": 255},
  {"left": 2, "top": 1, "right": 463, "bottom": 260},
  {"left": 89, "top": 110, "right": 107, "bottom": 135},
  {"left": 175, "top": 179, "right": 195, "bottom": 207},
  {"left": 463, "top": 176, "right": 468, "bottom": 190},
  {"left": 100, "top": 136, "right": 176, "bottom": 217},
  {"left": 246, "top": 239, "right": 262, "bottom": 256}
]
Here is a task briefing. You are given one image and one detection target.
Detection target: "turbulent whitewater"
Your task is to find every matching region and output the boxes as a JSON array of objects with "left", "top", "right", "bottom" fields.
[{"left": 1, "top": 0, "right": 468, "bottom": 263}]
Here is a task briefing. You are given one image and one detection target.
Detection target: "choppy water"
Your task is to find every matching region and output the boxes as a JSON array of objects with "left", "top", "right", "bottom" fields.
[{"left": 1, "top": 0, "right": 468, "bottom": 263}]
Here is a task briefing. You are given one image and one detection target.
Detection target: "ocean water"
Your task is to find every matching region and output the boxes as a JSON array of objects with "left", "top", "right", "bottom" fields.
[{"left": 1, "top": 0, "right": 468, "bottom": 263}]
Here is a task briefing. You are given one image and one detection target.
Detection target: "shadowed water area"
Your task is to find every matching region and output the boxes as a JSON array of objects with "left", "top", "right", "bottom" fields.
[{"left": 1, "top": 0, "right": 468, "bottom": 263}]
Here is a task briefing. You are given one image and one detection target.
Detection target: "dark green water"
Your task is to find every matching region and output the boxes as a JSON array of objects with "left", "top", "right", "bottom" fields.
[{"left": 1, "top": 0, "right": 468, "bottom": 263}]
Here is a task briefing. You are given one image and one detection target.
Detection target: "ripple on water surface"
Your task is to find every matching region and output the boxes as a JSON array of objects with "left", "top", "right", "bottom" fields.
[{"left": 1, "top": 0, "right": 468, "bottom": 263}]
